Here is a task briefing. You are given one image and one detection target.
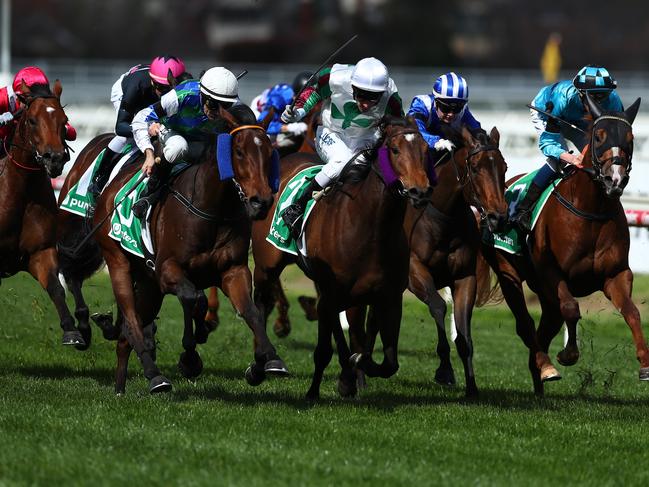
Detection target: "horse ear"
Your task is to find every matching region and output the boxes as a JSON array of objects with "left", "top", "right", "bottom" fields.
[
  {"left": 489, "top": 126, "right": 500, "bottom": 146},
  {"left": 218, "top": 105, "right": 239, "bottom": 130},
  {"left": 460, "top": 126, "right": 475, "bottom": 147},
  {"left": 53, "top": 79, "right": 63, "bottom": 99},
  {"left": 261, "top": 106, "right": 274, "bottom": 130},
  {"left": 624, "top": 97, "right": 641, "bottom": 125},
  {"left": 584, "top": 92, "right": 603, "bottom": 119},
  {"left": 405, "top": 114, "right": 418, "bottom": 129},
  {"left": 167, "top": 68, "right": 177, "bottom": 88}
]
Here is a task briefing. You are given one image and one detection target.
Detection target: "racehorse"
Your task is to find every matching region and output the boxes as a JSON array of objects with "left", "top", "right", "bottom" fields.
[
  {"left": 0, "top": 80, "right": 85, "bottom": 347},
  {"left": 252, "top": 115, "right": 433, "bottom": 399},
  {"left": 479, "top": 94, "right": 649, "bottom": 395},
  {"left": 392, "top": 127, "right": 508, "bottom": 397},
  {"left": 59, "top": 106, "right": 288, "bottom": 393}
]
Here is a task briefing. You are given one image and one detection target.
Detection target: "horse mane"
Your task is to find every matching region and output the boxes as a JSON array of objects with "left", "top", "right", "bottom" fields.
[{"left": 21, "top": 83, "right": 53, "bottom": 98}]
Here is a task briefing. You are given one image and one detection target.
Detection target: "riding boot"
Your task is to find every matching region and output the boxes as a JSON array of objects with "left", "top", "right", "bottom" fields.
[
  {"left": 281, "top": 178, "right": 322, "bottom": 239},
  {"left": 510, "top": 182, "right": 545, "bottom": 233},
  {"left": 88, "top": 148, "right": 119, "bottom": 199},
  {"left": 132, "top": 162, "right": 172, "bottom": 219}
]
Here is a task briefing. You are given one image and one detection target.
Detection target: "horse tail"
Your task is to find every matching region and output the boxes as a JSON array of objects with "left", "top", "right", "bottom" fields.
[
  {"left": 57, "top": 219, "right": 105, "bottom": 283},
  {"left": 475, "top": 248, "right": 503, "bottom": 307}
]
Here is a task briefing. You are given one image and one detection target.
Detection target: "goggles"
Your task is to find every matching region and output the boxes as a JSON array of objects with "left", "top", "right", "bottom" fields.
[
  {"left": 587, "top": 91, "right": 611, "bottom": 103},
  {"left": 436, "top": 99, "right": 466, "bottom": 114},
  {"left": 151, "top": 80, "right": 172, "bottom": 94},
  {"left": 352, "top": 86, "right": 383, "bottom": 102},
  {"left": 202, "top": 95, "right": 234, "bottom": 112}
]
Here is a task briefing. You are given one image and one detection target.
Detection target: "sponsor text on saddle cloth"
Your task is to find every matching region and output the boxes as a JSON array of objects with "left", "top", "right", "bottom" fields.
[
  {"left": 267, "top": 166, "right": 322, "bottom": 255},
  {"left": 484, "top": 168, "right": 561, "bottom": 254},
  {"left": 107, "top": 170, "right": 151, "bottom": 258},
  {"left": 60, "top": 145, "right": 138, "bottom": 217}
]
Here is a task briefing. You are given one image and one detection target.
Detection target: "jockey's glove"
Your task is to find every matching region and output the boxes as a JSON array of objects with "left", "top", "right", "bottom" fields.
[
  {"left": 0, "top": 111, "right": 14, "bottom": 126},
  {"left": 281, "top": 106, "right": 306, "bottom": 123},
  {"left": 284, "top": 122, "right": 308, "bottom": 135},
  {"left": 434, "top": 138, "right": 455, "bottom": 152}
]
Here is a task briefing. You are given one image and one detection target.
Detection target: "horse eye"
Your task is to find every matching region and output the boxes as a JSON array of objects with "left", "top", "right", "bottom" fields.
[
  {"left": 235, "top": 148, "right": 244, "bottom": 158},
  {"left": 390, "top": 147, "right": 399, "bottom": 155},
  {"left": 28, "top": 118, "right": 37, "bottom": 127}
]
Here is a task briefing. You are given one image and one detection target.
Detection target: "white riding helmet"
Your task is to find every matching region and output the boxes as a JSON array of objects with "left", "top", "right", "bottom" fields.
[
  {"left": 200, "top": 67, "right": 238, "bottom": 103},
  {"left": 351, "top": 57, "right": 389, "bottom": 93}
]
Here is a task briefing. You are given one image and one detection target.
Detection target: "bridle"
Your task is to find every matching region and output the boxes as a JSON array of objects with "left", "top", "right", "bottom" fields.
[
  {"left": 5, "top": 94, "right": 71, "bottom": 172},
  {"left": 228, "top": 124, "right": 268, "bottom": 204},
  {"left": 589, "top": 114, "right": 633, "bottom": 185}
]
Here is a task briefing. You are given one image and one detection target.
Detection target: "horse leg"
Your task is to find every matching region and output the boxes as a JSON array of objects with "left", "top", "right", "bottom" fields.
[
  {"left": 306, "top": 296, "right": 336, "bottom": 400},
  {"left": 192, "top": 290, "right": 210, "bottom": 345},
  {"left": 346, "top": 305, "right": 368, "bottom": 389},
  {"left": 253, "top": 265, "right": 279, "bottom": 326},
  {"left": 272, "top": 279, "right": 292, "bottom": 338},
  {"left": 27, "top": 248, "right": 85, "bottom": 347},
  {"left": 451, "top": 276, "right": 479, "bottom": 398},
  {"left": 535, "top": 295, "right": 565, "bottom": 383},
  {"left": 64, "top": 274, "right": 92, "bottom": 350},
  {"left": 157, "top": 259, "right": 204, "bottom": 379},
  {"left": 490, "top": 257, "right": 551, "bottom": 395},
  {"left": 104, "top": 251, "right": 169, "bottom": 393},
  {"left": 114, "top": 333, "right": 132, "bottom": 394},
  {"left": 408, "top": 258, "right": 455, "bottom": 386},
  {"left": 603, "top": 269, "right": 649, "bottom": 380},
  {"left": 222, "top": 264, "right": 288, "bottom": 384},
  {"left": 204, "top": 287, "right": 220, "bottom": 333}
]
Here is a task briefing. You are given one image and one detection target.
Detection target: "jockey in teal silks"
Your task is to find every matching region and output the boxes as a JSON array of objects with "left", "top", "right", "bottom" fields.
[{"left": 510, "top": 65, "right": 623, "bottom": 232}]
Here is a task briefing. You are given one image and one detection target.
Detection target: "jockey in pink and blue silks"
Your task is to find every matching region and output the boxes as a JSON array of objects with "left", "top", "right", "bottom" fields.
[{"left": 279, "top": 57, "right": 403, "bottom": 237}]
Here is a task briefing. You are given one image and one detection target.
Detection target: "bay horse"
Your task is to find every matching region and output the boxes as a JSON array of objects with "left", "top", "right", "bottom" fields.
[
  {"left": 0, "top": 80, "right": 85, "bottom": 347},
  {"left": 479, "top": 94, "right": 649, "bottom": 395},
  {"left": 59, "top": 106, "right": 288, "bottom": 393},
  {"left": 252, "top": 115, "right": 433, "bottom": 399}
]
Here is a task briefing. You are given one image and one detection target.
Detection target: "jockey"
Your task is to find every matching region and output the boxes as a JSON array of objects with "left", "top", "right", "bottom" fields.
[
  {"left": 407, "top": 72, "right": 480, "bottom": 152},
  {"left": 87, "top": 56, "right": 187, "bottom": 200},
  {"left": 130, "top": 66, "right": 240, "bottom": 218},
  {"left": 254, "top": 71, "right": 314, "bottom": 149},
  {"left": 0, "top": 66, "right": 76, "bottom": 158},
  {"left": 280, "top": 57, "right": 403, "bottom": 237},
  {"left": 510, "top": 65, "right": 623, "bottom": 232}
]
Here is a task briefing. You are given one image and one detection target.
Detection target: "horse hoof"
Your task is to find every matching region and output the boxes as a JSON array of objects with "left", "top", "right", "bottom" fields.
[
  {"left": 245, "top": 363, "right": 266, "bottom": 386},
  {"left": 557, "top": 348, "right": 580, "bottom": 367},
  {"left": 178, "top": 351, "right": 203, "bottom": 379},
  {"left": 541, "top": 365, "right": 562, "bottom": 382},
  {"left": 149, "top": 375, "right": 172, "bottom": 394},
  {"left": 356, "top": 370, "right": 368, "bottom": 390},
  {"left": 298, "top": 296, "right": 318, "bottom": 321},
  {"left": 264, "top": 359, "right": 289, "bottom": 376},
  {"left": 194, "top": 327, "right": 209, "bottom": 345},
  {"left": 349, "top": 353, "right": 364, "bottom": 368},
  {"left": 62, "top": 330, "right": 86, "bottom": 347},
  {"left": 305, "top": 388, "right": 320, "bottom": 401},
  {"left": 273, "top": 321, "right": 291, "bottom": 338},
  {"left": 434, "top": 366, "right": 456, "bottom": 386},
  {"left": 337, "top": 375, "right": 357, "bottom": 398},
  {"left": 91, "top": 312, "right": 120, "bottom": 341},
  {"left": 639, "top": 367, "right": 649, "bottom": 381}
]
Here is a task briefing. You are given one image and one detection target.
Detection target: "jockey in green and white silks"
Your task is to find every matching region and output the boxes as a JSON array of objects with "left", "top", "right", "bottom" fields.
[{"left": 279, "top": 57, "right": 403, "bottom": 236}]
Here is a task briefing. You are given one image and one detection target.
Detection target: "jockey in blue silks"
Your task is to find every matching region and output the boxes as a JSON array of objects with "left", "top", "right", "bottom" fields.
[
  {"left": 510, "top": 65, "right": 623, "bottom": 232},
  {"left": 407, "top": 72, "right": 481, "bottom": 153}
]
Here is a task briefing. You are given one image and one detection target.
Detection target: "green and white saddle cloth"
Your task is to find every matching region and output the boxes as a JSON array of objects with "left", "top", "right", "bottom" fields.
[
  {"left": 484, "top": 169, "right": 561, "bottom": 254},
  {"left": 107, "top": 170, "right": 152, "bottom": 259},
  {"left": 60, "top": 145, "right": 138, "bottom": 217},
  {"left": 266, "top": 166, "right": 321, "bottom": 256}
]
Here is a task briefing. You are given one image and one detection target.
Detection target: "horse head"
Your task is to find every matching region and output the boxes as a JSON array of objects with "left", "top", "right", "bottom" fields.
[
  {"left": 14, "top": 79, "right": 70, "bottom": 178},
  {"left": 218, "top": 106, "right": 276, "bottom": 220},
  {"left": 457, "top": 127, "right": 509, "bottom": 232},
  {"left": 585, "top": 93, "right": 641, "bottom": 198},
  {"left": 378, "top": 115, "right": 433, "bottom": 209}
]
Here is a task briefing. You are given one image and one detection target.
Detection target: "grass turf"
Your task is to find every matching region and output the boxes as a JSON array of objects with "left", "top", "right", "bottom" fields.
[{"left": 0, "top": 270, "right": 648, "bottom": 486}]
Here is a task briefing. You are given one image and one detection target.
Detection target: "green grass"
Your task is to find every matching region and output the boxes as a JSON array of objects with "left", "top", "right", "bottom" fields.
[{"left": 1, "top": 270, "right": 649, "bottom": 486}]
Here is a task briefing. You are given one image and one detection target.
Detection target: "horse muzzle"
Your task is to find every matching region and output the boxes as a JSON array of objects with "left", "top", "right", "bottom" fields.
[
  {"left": 403, "top": 185, "right": 433, "bottom": 209},
  {"left": 41, "top": 151, "right": 68, "bottom": 178},
  {"left": 245, "top": 195, "right": 274, "bottom": 220}
]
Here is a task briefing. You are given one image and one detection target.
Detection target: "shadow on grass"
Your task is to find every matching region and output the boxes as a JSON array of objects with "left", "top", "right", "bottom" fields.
[
  {"left": 283, "top": 338, "right": 431, "bottom": 359},
  {"left": 16, "top": 364, "right": 115, "bottom": 386}
]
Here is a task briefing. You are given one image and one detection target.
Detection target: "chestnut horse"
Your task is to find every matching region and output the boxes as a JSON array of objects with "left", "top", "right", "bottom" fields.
[
  {"left": 58, "top": 106, "right": 288, "bottom": 393},
  {"left": 0, "top": 81, "right": 85, "bottom": 347},
  {"left": 479, "top": 95, "right": 649, "bottom": 395},
  {"left": 252, "top": 116, "right": 433, "bottom": 399}
]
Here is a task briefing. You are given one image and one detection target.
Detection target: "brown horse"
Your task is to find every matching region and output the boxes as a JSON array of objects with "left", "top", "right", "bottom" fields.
[
  {"left": 0, "top": 80, "right": 85, "bottom": 347},
  {"left": 252, "top": 116, "right": 433, "bottom": 399},
  {"left": 59, "top": 106, "right": 287, "bottom": 393},
  {"left": 394, "top": 127, "right": 508, "bottom": 397},
  {"left": 479, "top": 95, "right": 649, "bottom": 395}
]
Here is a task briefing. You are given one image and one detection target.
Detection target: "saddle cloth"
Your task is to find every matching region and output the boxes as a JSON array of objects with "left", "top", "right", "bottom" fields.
[
  {"left": 483, "top": 168, "right": 561, "bottom": 254},
  {"left": 266, "top": 166, "right": 321, "bottom": 256}
]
